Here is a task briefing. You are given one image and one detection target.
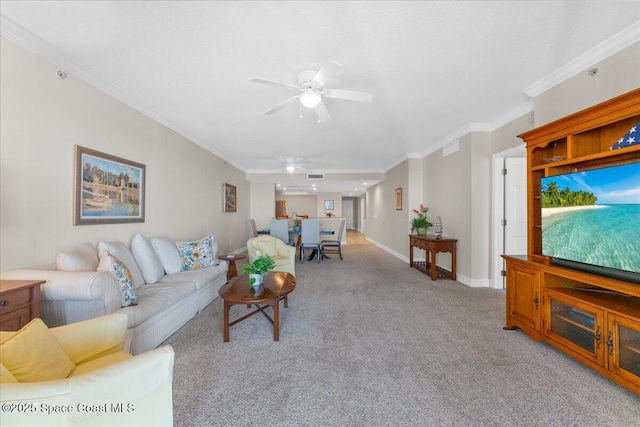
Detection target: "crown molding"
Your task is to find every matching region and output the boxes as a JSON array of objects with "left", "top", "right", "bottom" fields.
[
  {"left": 246, "top": 168, "right": 385, "bottom": 175},
  {"left": 522, "top": 21, "right": 640, "bottom": 98},
  {"left": 0, "top": 15, "right": 246, "bottom": 173}
]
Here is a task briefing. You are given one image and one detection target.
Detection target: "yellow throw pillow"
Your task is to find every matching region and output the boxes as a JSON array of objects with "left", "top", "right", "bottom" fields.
[
  {"left": 0, "top": 363, "right": 17, "bottom": 383},
  {"left": 0, "top": 318, "right": 76, "bottom": 382}
]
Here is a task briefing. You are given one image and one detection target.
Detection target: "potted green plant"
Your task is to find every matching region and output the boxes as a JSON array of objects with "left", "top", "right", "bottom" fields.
[
  {"left": 410, "top": 204, "right": 433, "bottom": 236},
  {"left": 292, "top": 218, "right": 302, "bottom": 232},
  {"left": 241, "top": 254, "right": 276, "bottom": 286}
]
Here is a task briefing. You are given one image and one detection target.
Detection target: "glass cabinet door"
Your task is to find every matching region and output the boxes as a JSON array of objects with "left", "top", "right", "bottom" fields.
[
  {"left": 608, "top": 314, "right": 640, "bottom": 384},
  {"left": 545, "top": 294, "right": 604, "bottom": 366}
]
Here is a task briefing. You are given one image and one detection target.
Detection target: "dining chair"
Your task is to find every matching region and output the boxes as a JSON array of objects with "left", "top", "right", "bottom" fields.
[
  {"left": 247, "top": 219, "right": 258, "bottom": 238},
  {"left": 321, "top": 219, "right": 346, "bottom": 260},
  {"left": 270, "top": 219, "right": 293, "bottom": 245},
  {"left": 299, "top": 219, "right": 321, "bottom": 264}
]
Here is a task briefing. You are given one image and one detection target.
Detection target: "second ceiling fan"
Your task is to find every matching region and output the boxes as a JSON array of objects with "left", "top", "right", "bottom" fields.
[{"left": 250, "top": 60, "right": 373, "bottom": 122}]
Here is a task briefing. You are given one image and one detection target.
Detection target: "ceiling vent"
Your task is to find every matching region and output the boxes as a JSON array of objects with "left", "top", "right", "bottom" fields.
[
  {"left": 442, "top": 140, "right": 460, "bottom": 157},
  {"left": 307, "top": 173, "right": 325, "bottom": 180}
]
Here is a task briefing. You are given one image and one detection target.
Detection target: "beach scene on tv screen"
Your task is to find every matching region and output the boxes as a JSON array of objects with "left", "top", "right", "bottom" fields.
[{"left": 541, "top": 162, "right": 640, "bottom": 274}]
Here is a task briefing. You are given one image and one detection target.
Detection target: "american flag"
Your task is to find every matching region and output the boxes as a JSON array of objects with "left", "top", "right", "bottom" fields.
[{"left": 610, "top": 122, "right": 639, "bottom": 150}]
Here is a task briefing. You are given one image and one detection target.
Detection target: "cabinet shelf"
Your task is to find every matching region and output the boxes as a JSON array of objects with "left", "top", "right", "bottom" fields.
[
  {"left": 531, "top": 144, "right": 640, "bottom": 173},
  {"left": 554, "top": 314, "right": 594, "bottom": 333},
  {"left": 623, "top": 343, "right": 640, "bottom": 356}
]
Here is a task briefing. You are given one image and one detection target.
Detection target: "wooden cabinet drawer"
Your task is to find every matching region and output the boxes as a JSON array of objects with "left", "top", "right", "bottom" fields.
[
  {"left": 0, "top": 288, "right": 31, "bottom": 313},
  {"left": 0, "top": 306, "right": 31, "bottom": 332}
]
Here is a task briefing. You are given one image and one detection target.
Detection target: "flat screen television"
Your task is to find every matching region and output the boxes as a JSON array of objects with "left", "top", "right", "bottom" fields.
[{"left": 540, "top": 161, "right": 640, "bottom": 284}]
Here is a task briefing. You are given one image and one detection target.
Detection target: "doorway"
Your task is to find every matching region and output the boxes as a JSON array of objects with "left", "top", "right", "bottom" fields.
[
  {"left": 342, "top": 198, "right": 356, "bottom": 229},
  {"left": 491, "top": 146, "right": 527, "bottom": 289}
]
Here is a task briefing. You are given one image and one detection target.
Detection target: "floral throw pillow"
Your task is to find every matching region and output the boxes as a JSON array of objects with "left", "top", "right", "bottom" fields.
[
  {"left": 97, "top": 253, "right": 138, "bottom": 307},
  {"left": 176, "top": 235, "right": 219, "bottom": 271}
]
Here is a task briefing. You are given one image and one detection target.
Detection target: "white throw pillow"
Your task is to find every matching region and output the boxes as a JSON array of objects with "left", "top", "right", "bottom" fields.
[
  {"left": 97, "top": 241, "right": 145, "bottom": 288},
  {"left": 150, "top": 236, "right": 183, "bottom": 275},
  {"left": 56, "top": 243, "right": 99, "bottom": 272},
  {"left": 131, "top": 233, "right": 165, "bottom": 284},
  {"left": 97, "top": 253, "right": 138, "bottom": 307}
]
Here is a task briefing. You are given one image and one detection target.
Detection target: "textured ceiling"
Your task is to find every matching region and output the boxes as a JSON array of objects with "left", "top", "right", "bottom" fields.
[{"left": 1, "top": 1, "right": 639, "bottom": 195}]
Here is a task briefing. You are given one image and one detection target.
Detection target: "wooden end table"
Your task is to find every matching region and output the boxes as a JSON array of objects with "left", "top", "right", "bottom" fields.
[
  {"left": 0, "top": 280, "right": 44, "bottom": 331},
  {"left": 219, "top": 272, "right": 296, "bottom": 342},
  {"left": 409, "top": 235, "right": 457, "bottom": 281},
  {"left": 218, "top": 254, "right": 247, "bottom": 281}
]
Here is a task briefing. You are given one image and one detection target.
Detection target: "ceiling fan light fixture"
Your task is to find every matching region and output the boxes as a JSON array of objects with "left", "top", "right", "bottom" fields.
[{"left": 300, "top": 89, "right": 321, "bottom": 108}]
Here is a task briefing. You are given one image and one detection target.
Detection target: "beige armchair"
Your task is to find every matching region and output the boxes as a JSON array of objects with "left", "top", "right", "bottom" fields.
[
  {"left": 247, "top": 235, "right": 296, "bottom": 277},
  {"left": 0, "top": 313, "right": 174, "bottom": 427}
]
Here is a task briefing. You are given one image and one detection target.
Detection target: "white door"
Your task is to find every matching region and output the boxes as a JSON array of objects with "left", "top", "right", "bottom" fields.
[
  {"left": 504, "top": 157, "right": 528, "bottom": 256},
  {"left": 342, "top": 198, "right": 355, "bottom": 229}
]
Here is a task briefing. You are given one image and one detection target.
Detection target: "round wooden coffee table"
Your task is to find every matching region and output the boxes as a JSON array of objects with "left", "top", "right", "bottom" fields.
[
  {"left": 217, "top": 253, "right": 247, "bottom": 281},
  {"left": 219, "top": 271, "right": 296, "bottom": 342}
]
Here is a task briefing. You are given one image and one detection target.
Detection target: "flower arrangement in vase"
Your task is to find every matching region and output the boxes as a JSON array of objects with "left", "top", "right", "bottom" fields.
[
  {"left": 410, "top": 204, "right": 433, "bottom": 236},
  {"left": 241, "top": 254, "right": 275, "bottom": 286}
]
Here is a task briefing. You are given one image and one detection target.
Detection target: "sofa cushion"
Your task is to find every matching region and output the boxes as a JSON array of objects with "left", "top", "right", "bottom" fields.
[
  {"left": 116, "top": 282, "right": 197, "bottom": 328},
  {"left": 97, "top": 253, "right": 139, "bottom": 307},
  {"left": 158, "top": 265, "right": 226, "bottom": 290},
  {"left": 98, "top": 241, "right": 145, "bottom": 288},
  {"left": 56, "top": 242, "right": 99, "bottom": 272},
  {"left": 150, "top": 236, "right": 183, "bottom": 275},
  {"left": 69, "top": 350, "right": 133, "bottom": 377},
  {"left": 0, "top": 318, "right": 76, "bottom": 382},
  {"left": 176, "top": 235, "right": 219, "bottom": 271},
  {"left": 131, "top": 233, "right": 165, "bottom": 284}
]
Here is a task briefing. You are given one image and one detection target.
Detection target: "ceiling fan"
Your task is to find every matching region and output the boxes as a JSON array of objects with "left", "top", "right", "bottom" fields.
[
  {"left": 279, "top": 157, "right": 308, "bottom": 173},
  {"left": 250, "top": 60, "right": 373, "bottom": 122}
]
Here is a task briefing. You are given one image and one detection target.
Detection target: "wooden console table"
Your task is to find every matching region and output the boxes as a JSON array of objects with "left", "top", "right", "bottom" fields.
[
  {"left": 0, "top": 280, "right": 44, "bottom": 331},
  {"left": 409, "top": 235, "right": 457, "bottom": 281}
]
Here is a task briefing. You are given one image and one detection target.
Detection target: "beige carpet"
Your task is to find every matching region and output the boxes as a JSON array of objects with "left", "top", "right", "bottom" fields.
[{"left": 163, "top": 230, "right": 639, "bottom": 426}]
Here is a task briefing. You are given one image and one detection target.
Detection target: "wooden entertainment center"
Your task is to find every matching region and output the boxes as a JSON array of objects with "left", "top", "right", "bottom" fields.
[{"left": 503, "top": 88, "right": 640, "bottom": 395}]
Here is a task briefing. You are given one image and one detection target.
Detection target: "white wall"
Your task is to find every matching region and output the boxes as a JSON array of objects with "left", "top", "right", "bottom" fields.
[
  {"left": 316, "top": 193, "right": 342, "bottom": 217},
  {"left": 534, "top": 42, "right": 640, "bottom": 126},
  {"left": 362, "top": 40, "right": 638, "bottom": 287},
  {"left": 0, "top": 37, "right": 248, "bottom": 271},
  {"left": 250, "top": 182, "right": 275, "bottom": 231},
  {"left": 365, "top": 160, "right": 409, "bottom": 257}
]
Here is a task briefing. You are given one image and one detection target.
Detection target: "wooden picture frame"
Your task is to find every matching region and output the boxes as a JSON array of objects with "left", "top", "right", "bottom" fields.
[
  {"left": 324, "top": 200, "right": 334, "bottom": 210},
  {"left": 395, "top": 188, "right": 402, "bottom": 210},
  {"left": 74, "top": 145, "right": 145, "bottom": 225},
  {"left": 224, "top": 183, "right": 237, "bottom": 212}
]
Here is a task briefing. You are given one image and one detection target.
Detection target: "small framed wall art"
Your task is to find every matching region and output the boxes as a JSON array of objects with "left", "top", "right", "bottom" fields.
[
  {"left": 324, "top": 200, "right": 334, "bottom": 210},
  {"left": 74, "top": 145, "right": 145, "bottom": 225},
  {"left": 395, "top": 188, "right": 402, "bottom": 210},
  {"left": 224, "top": 183, "right": 237, "bottom": 212}
]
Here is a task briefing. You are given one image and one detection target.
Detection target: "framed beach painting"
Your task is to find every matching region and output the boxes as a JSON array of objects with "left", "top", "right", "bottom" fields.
[
  {"left": 324, "top": 200, "right": 334, "bottom": 210},
  {"left": 395, "top": 188, "right": 402, "bottom": 210},
  {"left": 224, "top": 183, "right": 237, "bottom": 212},
  {"left": 74, "top": 145, "right": 145, "bottom": 225}
]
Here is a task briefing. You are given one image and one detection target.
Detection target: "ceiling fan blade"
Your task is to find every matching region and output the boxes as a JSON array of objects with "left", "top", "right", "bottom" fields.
[
  {"left": 312, "top": 60, "right": 342, "bottom": 88},
  {"left": 264, "top": 96, "right": 300, "bottom": 115},
  {"left": 250, "top": 78, "right": 300, "bottom": 91},
  {"left": 323, "top": 88, "right": 373, "bottom": 103},
  {"left": 315, "top": 101, "right": 331, "bottom": 122}
]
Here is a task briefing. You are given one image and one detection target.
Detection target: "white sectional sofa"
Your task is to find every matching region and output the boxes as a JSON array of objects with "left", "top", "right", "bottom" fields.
[{"left": 1, "top": 234, "right": 228, "bottom": 355}]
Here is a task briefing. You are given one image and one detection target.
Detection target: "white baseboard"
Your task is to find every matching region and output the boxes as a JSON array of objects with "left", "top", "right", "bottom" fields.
[
  {"left": 366, "top": 237, "right": 408, "bottom": 262},
  {"left": 365, "top": 237, "right": 490, "bottom": 288}
]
